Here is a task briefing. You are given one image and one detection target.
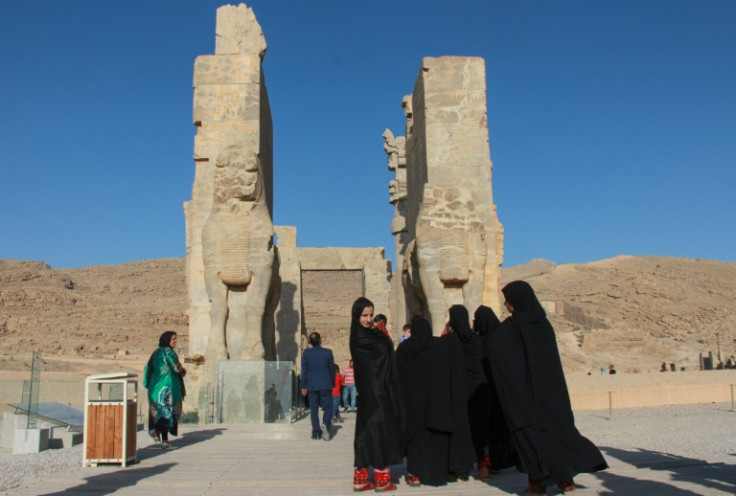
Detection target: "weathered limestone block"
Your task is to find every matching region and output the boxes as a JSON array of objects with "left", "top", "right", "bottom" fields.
[
  {"left": 400, "top": 56, "right": 503, "bottom": 335},
  {"left": 214, "top": 4, "right": 266, "bottom": 57}
]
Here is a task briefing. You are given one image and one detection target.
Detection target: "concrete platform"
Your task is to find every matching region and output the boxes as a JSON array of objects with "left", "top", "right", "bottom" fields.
[{"left": 3, "top": 408, "right": 736, "bottom": 495}]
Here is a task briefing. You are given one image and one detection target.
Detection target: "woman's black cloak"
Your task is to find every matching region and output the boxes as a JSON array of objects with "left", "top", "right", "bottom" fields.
[
  {"left": 396, "top": 315, "right": 451, "bottom": 485},
  {"left": 350, "top": 298, "right": 405, "bottom": 469},
  {"left": 488, "top": 281, "right": 607, "bottom": 484},
  {"left": 475, "top": 305, "right": 520, "bottom": 470},
  {"left": 448, "top": 304, "right": 488, "bottom": 462}
]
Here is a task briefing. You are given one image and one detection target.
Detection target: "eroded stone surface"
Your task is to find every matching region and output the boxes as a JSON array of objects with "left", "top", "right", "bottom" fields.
[
  {"left": 389, "top": 56, "right": 504, "bottom": 335},
  {"left": 185, "top": 4, "right": 278, "bottom": 413}
]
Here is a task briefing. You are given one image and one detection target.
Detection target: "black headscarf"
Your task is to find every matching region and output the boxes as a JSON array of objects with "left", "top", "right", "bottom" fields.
[
  {"left": 502, "top": 280, "right": 547, "bottom": 322},
  {"left": 473, "top": 305, "right": 501, "bottom": 337},
  {"left": 349, "top": 297, "right": 405, "bottom": 469}
]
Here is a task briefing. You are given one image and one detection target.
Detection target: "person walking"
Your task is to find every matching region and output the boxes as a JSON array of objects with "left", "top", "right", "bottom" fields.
[
  {"left": 144, "top": 331, "right": 186, "bottom": 449},
  {"left": 342, "top": 359, "right": 357, "bottom": 413},
  {"left": 301, "top": 332, "right": 335, "bottom": 441}
]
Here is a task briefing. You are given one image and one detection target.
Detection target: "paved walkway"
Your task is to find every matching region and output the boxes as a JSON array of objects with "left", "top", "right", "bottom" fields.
[{"left": 4, "top": 410, "right": 736, "bottom": 495}]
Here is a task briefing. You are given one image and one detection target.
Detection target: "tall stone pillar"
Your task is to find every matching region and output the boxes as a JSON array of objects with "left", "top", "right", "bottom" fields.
[
  {"left": 183, "top": 4, "right": 278, "bottom": 414},
  {"left": 402, "top": 56, "right": 504, "bottom": 335}
]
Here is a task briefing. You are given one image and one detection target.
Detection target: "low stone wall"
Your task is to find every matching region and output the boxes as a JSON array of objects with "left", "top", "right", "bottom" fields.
[
  {"left": 2, "top": 370, "right": 734, "bottom": 418},
  {"left": 571, "top": 382, "right": 735, "bottom": 410}
]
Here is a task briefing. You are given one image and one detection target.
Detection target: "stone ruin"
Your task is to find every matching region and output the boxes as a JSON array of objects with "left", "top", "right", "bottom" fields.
[
  {"left": 183, "top": 4, "right": 503, "bottom": 418},
  {"left": 385, "top": 57, "right": 504, "bottom": 335}
]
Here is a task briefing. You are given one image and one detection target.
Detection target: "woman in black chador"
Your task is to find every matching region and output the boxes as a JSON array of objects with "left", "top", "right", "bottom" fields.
[
  {"left": 396, "top": 314, "right": 474, "bottom": 486},
  {"left": 488, "top": 281, "right": 607, "bottom": 495},
  {"left": 474, "top": 304, "right": 521, "bottom": 479},
  {"left": 350, "top": 297, "right": 405, "bottom": 492},
  {"left": 446, "top": 304, "right": 487, "bottom": 479}
]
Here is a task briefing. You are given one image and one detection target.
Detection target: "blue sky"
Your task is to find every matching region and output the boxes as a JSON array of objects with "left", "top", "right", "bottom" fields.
[{"left": 1, "top": 1, "right": 734, "bottom": 269}]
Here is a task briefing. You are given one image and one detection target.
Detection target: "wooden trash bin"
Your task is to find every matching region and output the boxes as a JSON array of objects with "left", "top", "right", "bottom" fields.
[{"left": 82, "top": 372, "right": 138, "bottom": 467}]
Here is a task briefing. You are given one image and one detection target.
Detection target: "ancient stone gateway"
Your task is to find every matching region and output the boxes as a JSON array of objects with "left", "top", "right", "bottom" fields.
[{"left": 183, "top": 4, "right": 501, "bottom": 420}]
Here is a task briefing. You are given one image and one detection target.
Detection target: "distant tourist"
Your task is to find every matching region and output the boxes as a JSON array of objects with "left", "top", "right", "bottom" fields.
[
  {"left": 342, "top": 359, "right": 357, "bottom": 413},
  {"left": 608, "top": 364, "right": 617, "bottom": 375},
  {"left": 487, "top": 281, "right": 607, "bottom": 494},
  {"left": 350, "top": 297, "right": 404, "bottom": 491},
  {"left": 374, "top": 313, "right": 392, "bottom": 343},
  {"left": 332, "top": 364, "right": 344, "bottom": 424},
  {"left": 660, "top": 362, "right": 668, "bottom": 372},
  {"left": 144, "top": 331, "right": 186, "bottom": 449},
  {"left": 398, "top": 323, "right": 411, "bottom": 344}
]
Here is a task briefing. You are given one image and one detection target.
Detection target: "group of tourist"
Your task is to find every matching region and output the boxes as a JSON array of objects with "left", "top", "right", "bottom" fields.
[
  {"left": 141, "top": 280, "right": 607, "bottom": 494},
  {"left": 349, "top": 281, "right": 607, "bottom": 494}
]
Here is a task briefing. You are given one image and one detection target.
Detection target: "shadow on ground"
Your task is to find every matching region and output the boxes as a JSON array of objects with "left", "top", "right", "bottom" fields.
[
  {"left": 594, "top": 446, "right": 736, "bottom": 495},
  {"left": 38, "top": 462, "right": 177, "bottom": 496},
  {"left": 137, "top": 427, "right": 225, "bottom": 462}
]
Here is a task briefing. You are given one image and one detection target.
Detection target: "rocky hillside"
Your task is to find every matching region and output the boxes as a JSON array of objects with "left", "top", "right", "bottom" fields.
[
  {"left": 1, "top": 255, "right": 734, "bottom": 374},
  {"left": 503, "top": 256, "right": 736, "bottom": 372},
  {"left": 0, "top": 258, "right": 187, "bottom": 369}
]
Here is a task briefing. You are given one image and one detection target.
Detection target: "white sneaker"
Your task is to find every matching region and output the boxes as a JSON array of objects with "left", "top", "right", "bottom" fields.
[{"left": 321, "top": 423, "right": 331, "bottom": 441}]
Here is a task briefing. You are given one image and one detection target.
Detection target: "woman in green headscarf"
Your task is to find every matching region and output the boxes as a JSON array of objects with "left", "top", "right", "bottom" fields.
[{"left": 144, "top": 331, "right": 186, "bottom": 449}]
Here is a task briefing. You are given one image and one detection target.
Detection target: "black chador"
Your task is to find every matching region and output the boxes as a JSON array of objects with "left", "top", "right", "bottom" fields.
[
  {"left": 350, "top": 299, "right": 405, "bottom": 470},
  {"left": 489, "top": 281, "right": 607, "bottom": 488},
  {"left": 475, "top": 304, "right": 521, "bottom": 471},
  {"left": 396, "top": 315, "right": 475, "bottom": 485}
]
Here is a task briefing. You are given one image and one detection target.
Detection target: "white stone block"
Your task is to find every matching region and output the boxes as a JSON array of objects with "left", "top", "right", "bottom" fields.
[{"left": 13, "top": 428, "right": 49, "bottom": 454}]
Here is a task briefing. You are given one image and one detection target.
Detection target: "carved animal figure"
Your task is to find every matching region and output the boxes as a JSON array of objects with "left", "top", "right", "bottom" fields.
[{"left": 200, "top": 143, "right": 277, "bottom": 381}]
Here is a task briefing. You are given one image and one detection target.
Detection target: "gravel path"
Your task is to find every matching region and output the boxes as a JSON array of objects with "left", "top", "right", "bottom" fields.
[
  {"left": 0, "top": 430, "right": 158, "bottom": 492},
  {"left": 1, "top": 402, "right": 734, "bottom": 493}
]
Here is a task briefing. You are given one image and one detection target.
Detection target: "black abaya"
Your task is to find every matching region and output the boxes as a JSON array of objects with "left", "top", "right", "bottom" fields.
[
  {"left": 449, "top": 305, "right": 488, "bottom": 462},
  {"left": 396, "top": 316, "right": 452, "bottom": 485},
  {"left": 488, "top": 281, "right": 607, "bottom": 485},
  {"left": 350, "top": 298, "right": 405, "bottom": 469},
  {"left": 475, "top": 305, "right": 520, "bottom": 470}
]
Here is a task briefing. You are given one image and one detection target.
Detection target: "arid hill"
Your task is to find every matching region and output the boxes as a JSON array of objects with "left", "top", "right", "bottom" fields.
[
  {"left": 1, "top": 255, "right": 734, "bottom": 374},
  {"left": 0, "top": 258, "right": 187, "bottom": 373},
  {"left": 503, "top": 256, "right": 736, "bottom": 373}
]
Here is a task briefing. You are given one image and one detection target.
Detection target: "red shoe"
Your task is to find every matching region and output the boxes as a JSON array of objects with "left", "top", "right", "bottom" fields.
[
  {"left": 374, "top": 469, "right": 397, "bottom": 492},
  {"left": 405, "top": 473, "right": 421, "bottom": 487},
  {"left": 353, "top": 468, "right": 374, "bottom": 492},
  {"left": 477, "top": 456, "right": 492, "bottom": 481}
]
